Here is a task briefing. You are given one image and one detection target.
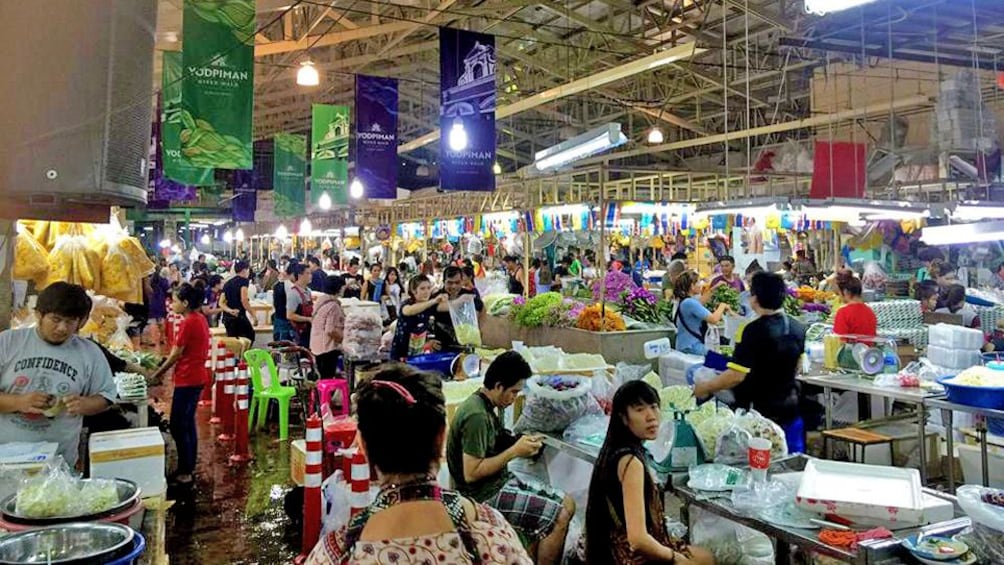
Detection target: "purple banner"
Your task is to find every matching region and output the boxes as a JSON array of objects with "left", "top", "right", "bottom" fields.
[
  {"left": 223, "top": 139, "right": 274, "bottom": 190},
  {"left": 439, "top": 27, "right": 496, "bottom": 192},
  {"left": 355, "top": 75, "right": 399, "bottom": 199},
  {"left": 148, "top": 105, "right": 197, "bottom": 204},
  {"left": 232, "top": 186, "right": 256, "bottom": 221}
]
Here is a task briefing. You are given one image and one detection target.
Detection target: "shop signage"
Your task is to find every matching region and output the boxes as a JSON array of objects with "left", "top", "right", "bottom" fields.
[
  {"left": 439, "top": 27, "right": 496, "bottom": 192},
  {"left": 181, "top": 0, "right": 255, "bottom": 170},
  {"left": 355, "top": 75, "right": 399, "bottom": 199},
  {"left": 273, "top": 133, "right": 306, "bottom": 217},
  {"left": 311, "top": 104, "right": 350, "bottom": 205}
]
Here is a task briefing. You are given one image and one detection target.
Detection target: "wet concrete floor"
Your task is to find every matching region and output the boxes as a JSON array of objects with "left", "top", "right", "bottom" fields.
[{"left": 165, "top": 404, "right": 304, "bottom": 565}]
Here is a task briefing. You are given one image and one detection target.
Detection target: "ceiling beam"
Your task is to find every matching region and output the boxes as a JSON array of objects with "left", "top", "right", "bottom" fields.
[
  {"left": 362, "top": 0, "right": 459, "bottom": 66},
  {"left": 398, "top": 43, "right": 706, "bottom": 153},
  {"left": 572, "top": 94, "right": 934, "bottom": 166},
  {"left": 254, "top": 21, "right": 415, "bottom": 56}
]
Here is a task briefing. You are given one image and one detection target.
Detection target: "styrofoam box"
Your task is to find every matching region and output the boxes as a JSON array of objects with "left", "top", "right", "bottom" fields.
[
  {"left": 291, "top": 439, "right": 306, "bottom": 487},
  {"left": 957, "top": 443, "right": 1004, "bottom": 489},
  {"left": 89, "top": 427, "right": 165, "bottom": 498},
  {"left": 926, "top": 345, "right": 983, "bottom": 370},
  {"left": 928, "top": 324, "right": 985, "bottom": 350},
  {"left": 659, "top": 352, "right": 703, "bottom": 386}
]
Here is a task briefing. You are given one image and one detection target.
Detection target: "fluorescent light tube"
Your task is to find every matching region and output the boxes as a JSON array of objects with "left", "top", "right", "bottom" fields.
[
  {"left": 534, "top": 123, "right": 626, "bottom": 171},
  {"left": 921, "top": 221, "right": 1004, "bottom": 246},
  {"left": 951, "top": 202, "right": 1004, "bottom": 221},
  {"left": 804, "top": 0, "right": 879, "bottom": 16}
]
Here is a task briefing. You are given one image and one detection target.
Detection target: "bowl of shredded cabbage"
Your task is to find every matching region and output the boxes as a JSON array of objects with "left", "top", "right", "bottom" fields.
[
  {"left": 939, "top": 367, "right": 1004, "bottom": 409},
  {"left": 2, "top": 478, "right": 139, "bottom": 525}
]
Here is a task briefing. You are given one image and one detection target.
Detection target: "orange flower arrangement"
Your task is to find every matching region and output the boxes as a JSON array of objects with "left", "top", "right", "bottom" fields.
[{"left": 576, "top": 304, "right": 626, "bottom": 332}]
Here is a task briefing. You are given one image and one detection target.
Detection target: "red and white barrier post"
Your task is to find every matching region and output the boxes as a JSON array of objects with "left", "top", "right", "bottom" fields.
[
  {"left": 229, "top": 362, "right": 252, "bottom": 465},
  {"left": 300, "top": 414, "right": 324, "bottom": 560},
  {"left": 199, "top": 338, "right": 217, "bottom": 407},
  {"left": 217, "top": 358, "right": 236, "bottom": 443},
  {"left": 209, "top": 344, "right": 226, "bottom": 423},
  {"left": 350, "top": 450, "right": 371, "bottom": 517}
]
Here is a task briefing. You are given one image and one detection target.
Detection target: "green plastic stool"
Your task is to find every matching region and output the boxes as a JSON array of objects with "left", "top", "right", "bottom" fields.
[{"left": 244, "top": 349, "right": 297, "bottom": 441}]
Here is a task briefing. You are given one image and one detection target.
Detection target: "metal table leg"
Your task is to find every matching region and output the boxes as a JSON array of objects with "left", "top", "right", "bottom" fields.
[
  {"left": 824, "top": 386, "right": 833, "bottom": 460},
  {"left": 917, "top": 402, "right": 927, "bottom": 484},
  {"left": 978, "top": 419, "right": 990, "bottom": 487},
  {"left": 942, "top": 408, "right": 955, "bottom": 492}
]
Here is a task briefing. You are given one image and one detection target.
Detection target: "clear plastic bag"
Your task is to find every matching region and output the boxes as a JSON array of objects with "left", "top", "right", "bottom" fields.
[
  {"left": 320, "top": 471, "right": 352, "bottom": 537},
  {"left": 448, "top": 294, "right": 482, "bottom": 347},
  {"left": 107, "top": 314, "right": 134, "bottom": 352},
  {"left": 342, "top": 306, "right": 384, "bottom": 359},
  {"left": 613, "top": 362, "right": 649, "bottom": 386},
  {"left": 590, "top": 371, "right": 616, "bottom": 414},
  {"left": 730, "top": 479, "right": 790, "bottom": 515},
  {"left": 514, "top": 375, "right": 601, "bottom": 434},
  {"left": 689, "top": 506, "right": 776, "bottom": 565},
  {"left": 15, "top": 457, "right": 79, "bottom": 518},
  {"left": 562, "top": 414, "right": 610, "bottom": 448}
]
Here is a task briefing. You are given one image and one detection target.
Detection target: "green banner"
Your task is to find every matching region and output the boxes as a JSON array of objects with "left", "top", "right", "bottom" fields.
[
  {"left": 181, "top": 0, "right": 255, "bottom": 170},
  {"left": 273, "top": 133, "right": 306, "bottom": 217},
  {"left": 161, "top": 51, "right": 214, "bottom": 185},
  {"left": 311, "top": 104, "right": 349, "bottom": 205}
]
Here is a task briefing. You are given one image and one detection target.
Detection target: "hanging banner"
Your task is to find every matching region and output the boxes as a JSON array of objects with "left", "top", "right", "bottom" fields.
[
  {"left": 311, "top": 104, "right": 349, "bottom": 205},
  {"left": 149, "top": 112, "right": 197, "bottom": 204},
  {"left": 227, "top": 139, "right": 274, "bottom": 190},
  {"left": 439, "top": 27, "right": 496, "bottom": 192},
  {"left": 273, "top": 133, "right": 306, "bottom": 217},
  {"left": 181, "top": 0, "right": 255, "bottom": 170},
  {"left": 161, "top": 51, "right": 214, "bottom": 185},
  {"left": 232, "top": 186, "right": 256, "bottom": 222},
  {"left": 355, "top": 75, "right": 399, "bottom": 199}
]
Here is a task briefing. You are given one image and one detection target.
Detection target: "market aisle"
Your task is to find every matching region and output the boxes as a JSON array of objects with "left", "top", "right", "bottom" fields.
[{"left": 165, "top": 402, "right": 302, "bottom": 565}]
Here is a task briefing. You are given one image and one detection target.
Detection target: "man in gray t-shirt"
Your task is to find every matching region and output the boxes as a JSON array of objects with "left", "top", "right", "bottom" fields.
[{"left": 0, "top": 283, "right": 116, "bottom": 467}]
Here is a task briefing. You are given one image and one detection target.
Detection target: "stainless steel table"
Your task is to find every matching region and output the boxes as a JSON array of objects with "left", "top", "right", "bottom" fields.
[
  {"left": 675, "top": 455, "right": 970, "bottom": 565},
  {"left": 540, "top": 435, "right": 599, "bottom": 465},
  {"left": 926, "top": 397, "right": 1004, "bottom": 490},
  {"left": 798, "top": 372, "right": 938, "bottom": 483}
]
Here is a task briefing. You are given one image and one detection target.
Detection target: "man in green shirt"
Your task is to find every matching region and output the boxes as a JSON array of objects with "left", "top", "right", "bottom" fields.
[{"left": 447, "top": 351, "right": 575, "bottom": 565}]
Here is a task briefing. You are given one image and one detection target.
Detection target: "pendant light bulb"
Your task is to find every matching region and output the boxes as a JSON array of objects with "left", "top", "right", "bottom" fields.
[
  {"left": 299, "top": 218, "right": 312, "bottom": 236},
  {"left": 647, "top": 127, "right": 665, "bottom": 144},
  {"left": 235, "top": 228, "right": 245, "bottom": 242},
  {"left": 200, "top": 233, "right": 211, "bottom": 246},
  {"left": 223, "top": 230, "right": 234, "bottom": 244},
  {"left": 275, "top": 224, "right": 288, "bottom": 240},
  {"left": 448, "top": 118, "right": 468, "bottom": 151},
  {"left": 318, "top": 191, "right": 332, "bottom": 210},
  {"left": 297, "top": 60, "right": 320, "bottom": 86},
  {"left": 349, "top": 178, "right": 364, "bottom": 199},
  {"left": 493, "top": 162, "right": 502, "bottom": 175}
]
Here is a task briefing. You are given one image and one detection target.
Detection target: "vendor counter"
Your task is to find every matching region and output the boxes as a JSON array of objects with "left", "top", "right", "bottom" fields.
[{"left": 481, "top": 315, "right": 674, "bottom": 370}]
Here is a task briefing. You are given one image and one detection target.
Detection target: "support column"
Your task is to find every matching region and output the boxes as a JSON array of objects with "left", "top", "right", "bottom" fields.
[{"left": 0, "top": 220, "right": 13, "bottom": 331}]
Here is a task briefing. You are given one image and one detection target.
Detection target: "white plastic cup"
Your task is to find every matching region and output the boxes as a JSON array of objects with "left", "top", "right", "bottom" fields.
[{"left": 748, "top": 437, "right": 772, "bottom": 482}]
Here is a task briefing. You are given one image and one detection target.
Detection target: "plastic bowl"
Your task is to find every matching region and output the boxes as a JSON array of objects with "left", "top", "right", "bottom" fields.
[{"left": 937, "top": 376, "right": 1004, "bottom": 410}]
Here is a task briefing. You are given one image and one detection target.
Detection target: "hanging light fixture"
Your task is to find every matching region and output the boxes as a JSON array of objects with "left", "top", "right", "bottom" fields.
[
  {"left": 448, "top": 117, "right": 468, "bottom": 151},
  {"left": 299, "top": 218, "right": 312, "bottom": 235},
  {"left": 223, "top": 230, "right": 234, "bottom": 243},
  {"left": 275, "top": 224, "right": 289, "bottom": 240},
  {"left": 235, "top": 228, "right": 245, "bottom": 241},
  {"left": 647, "top": 127, "right": 665, "bottom": 144},
  {"left": 297, "top": 60, "right": 320, "bottom": 86},
  {"left": 349, "top": 178, "right": 364, "bottom": 199},
  {"left": 318, "top": 191, "right": 332, "bottom": 210},
  {"left": 200, "top": 233, "right": 211, "bottom": 245},
  {"left": 492, "top": 162, "right": 502, "bottom": 175}
]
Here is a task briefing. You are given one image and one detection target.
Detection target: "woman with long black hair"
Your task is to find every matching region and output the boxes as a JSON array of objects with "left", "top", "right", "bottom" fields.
[{"left": 585, "top": 381, "right": 713, "bottom": 564}]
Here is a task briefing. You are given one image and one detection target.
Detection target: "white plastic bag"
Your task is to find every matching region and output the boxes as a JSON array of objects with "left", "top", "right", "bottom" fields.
[
  {"left": 342, "top": 306, "right": 383, "bottom": 359},
  {"left": 107, "top": 314, "right": 134, "bottom": 352},
  {"left": 705, "top": 324, "right": 721, "bottom": 353},
  {"left": 723, "top": 314, "right": 745, "bottom": 344},
  {"left": 448, "top": 294, "right": 482, "bottom": 347},
  {"left": 689, "top": 506, "right": 775, "bottom": 565},
  {"left": 956, "top": 485, "right": 1004, "bottom": 562},
  {"left": 320, "top": 471, "right": 352, "bottom": 537}
]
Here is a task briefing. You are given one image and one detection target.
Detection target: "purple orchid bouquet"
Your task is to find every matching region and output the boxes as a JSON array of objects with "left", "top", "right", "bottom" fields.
[
  {"left": 593, "top": 270, "right": 636, "bottom": 303},
  {"left": 543, "top": 297, "right": 587, "bottom": 328},
  {"left": 619, "top": 286, "right": 663, "bottom": 324}
]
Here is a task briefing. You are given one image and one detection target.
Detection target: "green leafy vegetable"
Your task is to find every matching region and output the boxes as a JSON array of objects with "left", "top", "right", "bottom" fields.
[{"left": 708, "top": 285, "right": 741, "bottom": 312}]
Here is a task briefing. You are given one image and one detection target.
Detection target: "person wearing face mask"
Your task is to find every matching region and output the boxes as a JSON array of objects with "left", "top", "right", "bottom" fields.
[
  {"left": 447, "top": 352, "right": 575, "bottom": 565},
  {"left": 694, "top": 272, "right": 807, "bottom": 452},
  {"left": 0, "top": 283, "right": 117, "bottom": 467},
  {"left": 585, "top": 381, "right": 714, "bottom": 565}
]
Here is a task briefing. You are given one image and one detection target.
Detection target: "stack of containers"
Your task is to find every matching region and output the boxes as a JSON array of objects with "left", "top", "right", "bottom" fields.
[
  {"left": 658, "top": 351, "right": 704, "bottom": 387},
  {"left": 926, "top": 324, "right": 985, "bottom": 375}
]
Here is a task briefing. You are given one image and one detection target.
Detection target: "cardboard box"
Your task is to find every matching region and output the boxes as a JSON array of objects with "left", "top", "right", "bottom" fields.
[
  {"left": 291, "top": 439, "right": 306, "bottom": 486},
  {"left": 89, "top": 427, "right": 165, "bottom": 498}
]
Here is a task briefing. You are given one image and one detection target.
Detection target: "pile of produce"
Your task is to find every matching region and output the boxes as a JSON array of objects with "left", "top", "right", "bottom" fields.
[
  {"left": 792, "top": 287, "right": 836, "bottom": 303},
  {"left": 619, "top": 286, "right": 663, "bottom": 324},
  {"left": 484, "top": 294, "right": 516, "bottom": 316},
  {"left": 693, "top": 409, "right": 786, "bottom": 464},
  {"left": 542, "top": 298, "right": 587, "bottom": 328},
  {"left": 661, "top": 385, "right": 698, "bottom": 412},
  {"left": 576, "top": 304, "right": 626, "bottom": 332},
  {"left": 14, "top": 229, "right": 49, "bottom": 286},
  {"left": 113, "top": 350, "right": 162, "bottom": 371},
  {"left": 510, "top": 292, "right": 563, "bottom": 328},
  {"left": 707, "top": 285, "right": 740, "bottom": 312},
  {"left": 113, "top": 372, "right": 147, "bottom": 401}
]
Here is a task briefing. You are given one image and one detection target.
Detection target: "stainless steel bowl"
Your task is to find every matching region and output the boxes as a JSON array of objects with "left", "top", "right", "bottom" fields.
[
  {"left": 1, "top": 478, "right": 140, "bottom": 525},
  {"left": 0, "top": 522, "right": 135, "bottom": 564}
]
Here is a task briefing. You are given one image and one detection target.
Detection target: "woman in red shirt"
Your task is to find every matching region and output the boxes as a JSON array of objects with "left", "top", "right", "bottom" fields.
[
  {"left": 151, "top": 283, "right": 210, "bottom": 486},
  {"left": 832, "top": 270, "right": 877, "bottom": 338}
]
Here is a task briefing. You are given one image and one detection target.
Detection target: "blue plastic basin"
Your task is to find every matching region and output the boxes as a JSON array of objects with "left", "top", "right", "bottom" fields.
[
  {"left": 937, "top": 376, "right": 1004, "bottom": 410},
  {"left": 406, "top": 352, "right": 459, "bottom": 377}
]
